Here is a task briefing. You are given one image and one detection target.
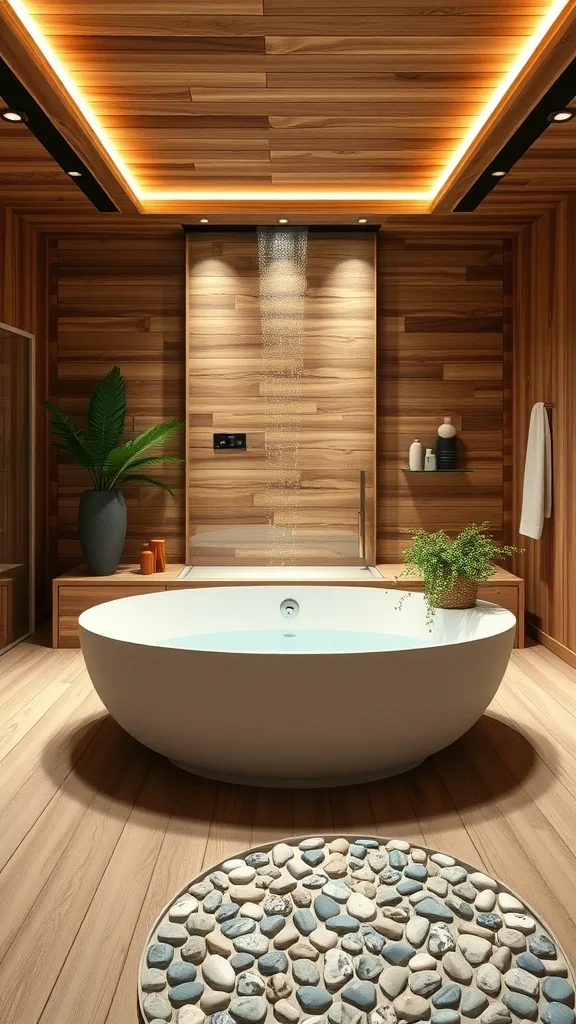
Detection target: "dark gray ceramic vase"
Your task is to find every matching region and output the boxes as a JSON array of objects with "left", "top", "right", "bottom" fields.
[{"left": 78, "top": 489, "right": 127, "bottom": 576}]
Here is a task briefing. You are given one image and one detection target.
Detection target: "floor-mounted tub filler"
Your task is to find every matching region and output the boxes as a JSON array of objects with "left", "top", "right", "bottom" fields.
[{"left": 79, "top": 586, "right": 515, "bottom": 788}]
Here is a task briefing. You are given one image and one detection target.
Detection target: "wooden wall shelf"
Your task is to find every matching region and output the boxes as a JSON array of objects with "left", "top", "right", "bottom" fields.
[
  {"left": 402, "top": 469, "right": 472, "bottom": 474},
  {"left": 53, "top": 563, "right": 524, "bottom": 650}
]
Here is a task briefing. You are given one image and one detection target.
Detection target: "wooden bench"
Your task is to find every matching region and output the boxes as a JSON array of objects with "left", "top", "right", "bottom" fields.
[{"left": 52, "top": 564, "right": 524, "bottom": 649}]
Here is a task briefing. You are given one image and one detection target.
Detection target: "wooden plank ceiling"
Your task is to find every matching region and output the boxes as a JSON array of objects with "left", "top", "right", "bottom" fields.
[{"left": 22, "top": 0, "right": 551, "bottom": 200}]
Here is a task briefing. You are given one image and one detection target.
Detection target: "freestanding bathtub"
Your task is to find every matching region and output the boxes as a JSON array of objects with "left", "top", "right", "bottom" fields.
[{"left": 79, "top": 585, "right": 515, "bottom": 787}]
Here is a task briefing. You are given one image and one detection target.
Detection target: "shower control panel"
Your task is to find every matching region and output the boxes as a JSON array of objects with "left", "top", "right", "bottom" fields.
[{"left": 213, "top": 433, "right": 247, "bottom": 450}]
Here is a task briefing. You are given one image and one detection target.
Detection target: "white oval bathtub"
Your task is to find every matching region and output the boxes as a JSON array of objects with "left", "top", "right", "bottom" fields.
[{"left": 79, "top": 585, "right": 515, "bottom": 788}]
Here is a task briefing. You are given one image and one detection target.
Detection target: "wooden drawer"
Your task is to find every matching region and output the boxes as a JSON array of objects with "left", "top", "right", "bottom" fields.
[{"left": 55, "top": 583, "right": 166, "bottom": 648}]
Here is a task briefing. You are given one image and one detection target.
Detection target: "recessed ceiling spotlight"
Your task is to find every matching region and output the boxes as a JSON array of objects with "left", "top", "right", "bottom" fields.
[
  {"left": 1, "top": 109, "right": 27, "bottom": 123},
  {"left": 67, "top": 170, "right": 82, "bottom": 177},
  {"left": 357, "top": 218, "right": 368, "bottom": 224},
  {"left": 278, "top": 218, "right": 288, "bottom": 224},
  {"left": 547, "top": 109, "right": 575, "bottom": 123},
  {"left": 200, "top": 218, "right": 209, "bottom": 223},
  {"left": 491, "top": 170, "right": 506, "bottom": 177}
]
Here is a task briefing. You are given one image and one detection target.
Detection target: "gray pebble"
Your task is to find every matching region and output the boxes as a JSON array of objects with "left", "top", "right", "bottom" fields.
[
  {"left": 182, "top": 936, "right": 206, "bottom": 965},
  {"left": 142, "top": 968, "right": 167, "bottom": 992},
  {"left": 189, "top": 880, "right": 213, "bottom": 900},
  {"left": 528, "top": 934, "right": 557, "bottom": 960},
  {"left": 515, "top": 953, "right": 546, "bottom": 977},
  {"left": 293, "top": 959, "right": 320, "bottom": 985},
  {"left": 377, "top": 889, "right": 402, "bottom": 907},
  {"left": 221, "top": 919, "right": 256, "bottom": 939},
  {"left": 461, "top": 990, "right": 488, "bottom": 1019},
  {"left": 259, "top": 951, "right": 289, "bottom": 976},
  {"left": 406, "top": 865, "right": 428, "bottom": 881},
  {"left": 380, "top": 869, "right": 402, "bottom": 886},
  {"left": 323, "top": 881, "right": 352, "bottom": 903},
  {"left": 167, "top": 963, "right": 197, "bottom": 986},
  {"left": 187, "top": 914, "right": 216, "bottom": 937},
  {"left": 261, "top": 916, "right": 286, "bottom": 938},
  {"left": 541, "top": 1005, "right": 576, "bottom": 1024},
  {"left": 294, "top": 909, "right": 317, "bottom": 936},
  {"left": 357, "top": 955, "right": 383, "bottom": 981},
  {"left": 445, "top": 897, "right": 474, "bottom": 921},
  {"left": 329, "top": 1004, "right": 362, "bottom": 1024},
  {"left": 398, "top": 881, "right": 423, "bottom": 897},
  {"left": 263, "top": 896, "right": 293, "bottom": 917},
  {"left": 342, "top": 933, "right": 364, "bottom": 955},
  {"left": 315, "top": 896, "right": 341, "bottom": 921},
  {"left": 325, "top": 915, "right": 360, "bottom": 935},
  {"left": 292, "top": 889, "right": 312, "bottom": 908},
  {"left": 217, "top": 904, "right": 240, "bottom": 924},
  {"left": 410, "top": 971, "right": 442, "bottom": 997},
  {"left": 382, "top": 942, "right": 416, "bottom": 967},
  {"left": 389, "top": 851, "right": 408, "bottom": 870},
  {"left": 233, "top": 934, "right": 269, "bottom": 957},
  {"left": 169, "top": 982, "right": 205, "bottom": 1007},
  {"left": 350, "top": 845, "right": 367, "bottom": 860},
  {"left": 231, "top": 954, "right": 255, "bottom": 973},
  {"left": 342, "top": 982, "right": 377, "bottom": 1011},
  {"left": 159, "top": 922, "right": 189, "bottom": 947},
  {"left": 204, "top": 891, "right": 224, "bottom": 914},
  {"left": 433, "top": 985, "right": 462, "bottom": 1009},
  {"left": 246, "top": 853, "right": 269, "bottom": 869},
  {"left": 302, "top": 850, "right": 325, "bottom": 868},
  {"left": 427, "top": 923, "right": 456, "bottom": 957},
  {"left": 543, "top": 979, "right": 575, "bottom": 1006},
  {"left": 501, "top": 993, "right": 538, "bottom": 1019},
  {"left": 296, "top": 986, "right": 333, "bottom": 1013},
  {"left": 229, "top": 997, "right": 268, "bottom": 1023},
  {"left": 212, "top": 1012, "right": 235, "bottom": 1024},
  {"left": 431, "top": 1011, "right": 460, "bottom": 1024},
  {"left": 303, "top": 875, "right": 329, "bottom": 890},
  {"left": 361, "top": 927, "right": 385, "bottom": 955},
  {"left": 143, "top": 993, "right": 173, "bottom": 1022},
  {"left": 440, "top": 867, "right": 468, "bottom": 885},
  {"left": 416, "top": 898, "right": 454, "bottom": 923},
  {"left": 237, "top": 972, "right": 265, "bottom": 997},
  {"left": 476, "top": 914, "right": 501, "bottom": 931},
  {"left": 148, "top": 944, "right": 175, "bottom": 969},
  {"left": 452, "top": 883, "right": 477, "bottom": 903}
]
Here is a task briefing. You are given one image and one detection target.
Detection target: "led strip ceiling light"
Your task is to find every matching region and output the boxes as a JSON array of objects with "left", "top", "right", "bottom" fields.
[{"left": 5, "top": 0, "right": 573, "bottom": 205}]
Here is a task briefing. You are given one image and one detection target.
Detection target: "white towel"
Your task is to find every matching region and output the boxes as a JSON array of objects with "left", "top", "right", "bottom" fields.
[{"left": 519, "top": 402, "right": 552, "bottom": 540}]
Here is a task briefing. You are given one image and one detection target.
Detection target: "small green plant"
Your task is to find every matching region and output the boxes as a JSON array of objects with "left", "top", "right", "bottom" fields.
[
  {"left": 43, "top": 366, "right": 183, "bottom": 494},
  {"left": 396, "top": 522, "right": 522, "bottom": 625}
]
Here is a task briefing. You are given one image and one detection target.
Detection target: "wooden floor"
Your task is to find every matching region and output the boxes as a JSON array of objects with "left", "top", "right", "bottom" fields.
[{"left": 1, "top": 639, "right": 576, "bottom": 1023}]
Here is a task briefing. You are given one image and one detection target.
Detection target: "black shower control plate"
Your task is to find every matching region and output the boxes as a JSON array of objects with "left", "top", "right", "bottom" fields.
[{"left": 214, "top": 433, "right": 247, "bottom": 450}]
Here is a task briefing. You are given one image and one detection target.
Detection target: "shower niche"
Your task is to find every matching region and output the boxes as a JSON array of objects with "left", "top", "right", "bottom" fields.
[{"left": 185, "top": 228, "right": 377, "bottom": 567}]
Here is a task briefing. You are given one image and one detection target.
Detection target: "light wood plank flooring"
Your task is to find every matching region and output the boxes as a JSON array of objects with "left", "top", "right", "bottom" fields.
[{"left": 0, "top": 638, "right": 575, "bottom": 1023}]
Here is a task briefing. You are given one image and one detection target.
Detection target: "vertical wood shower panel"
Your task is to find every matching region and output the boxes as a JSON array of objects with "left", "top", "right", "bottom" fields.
[{"left": 186, "top": 230, "right": 377, "bottom": 565}]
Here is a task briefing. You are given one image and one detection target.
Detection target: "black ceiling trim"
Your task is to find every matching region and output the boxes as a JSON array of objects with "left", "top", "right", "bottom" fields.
[
  {"left": 0, "top": 58, "right": 119, "bottom": 213},
  {"left": 455, "top": 55, "right": 576, "bottom": 211}
]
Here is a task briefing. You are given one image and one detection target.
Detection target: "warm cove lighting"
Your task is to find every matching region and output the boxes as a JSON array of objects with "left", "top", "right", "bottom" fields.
[{"left": 5, "top": 0, "right": 573, "bottom": 205}]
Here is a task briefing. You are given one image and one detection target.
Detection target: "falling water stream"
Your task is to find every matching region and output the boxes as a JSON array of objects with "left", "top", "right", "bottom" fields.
[{"left": 257, "top": 226, "right": 308, "bottom": 564}]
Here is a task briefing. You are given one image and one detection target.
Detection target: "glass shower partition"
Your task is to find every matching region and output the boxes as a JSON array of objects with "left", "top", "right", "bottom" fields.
[
  {"left": 0, "top": 323, "right": 34, "bottom": 651},
  {"left": 185, "top": 227, "right": 377, "bottom": 576}
]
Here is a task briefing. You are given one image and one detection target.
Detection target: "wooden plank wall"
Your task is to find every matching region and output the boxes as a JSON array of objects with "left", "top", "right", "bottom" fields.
[
  {"left": 55, "top": 232, "right": 186, "bottom": 572},
  {"left": 512, "top": 197, "right": 576, "bottom": 659},
  {"left": 0, "top": 205, "right": 50, "bottom": 616},
  {"left": 376, "top": 232, "right": 509, "bottom": 561},
  {"left": 186, "top": 229, "right": 376, "bottom": 564}
]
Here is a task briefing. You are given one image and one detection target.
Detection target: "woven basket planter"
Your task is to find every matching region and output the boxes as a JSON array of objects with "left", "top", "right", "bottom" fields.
[{"left": 434, "top": 578, "right": 478, "bottom": 609}]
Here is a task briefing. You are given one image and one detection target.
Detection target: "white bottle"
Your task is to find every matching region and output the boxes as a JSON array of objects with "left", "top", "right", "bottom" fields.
[
  {"left": 438, "top": 415, "right": 457, "bottom": 438},
  {"left": 424, "top": 448, "right": 437, "bottom": 471},
  {"left": 409, "top": 439, "right": 423, "bottom": 471}
]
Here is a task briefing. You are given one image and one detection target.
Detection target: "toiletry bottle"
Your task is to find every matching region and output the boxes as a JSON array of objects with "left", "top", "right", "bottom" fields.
[
  {"left": 409, "top": 439, "right": 423, "bottom": 471},
  {"left": 436, "top": 416, "right": 457, "bottom": 471},
  {"left": 140, "top": 544, "right": 154, "bottom": 575},
  {"left": 150, "top": 538, "right": 167, "bottom": 572},
  {"left": 424, "top": 448, "right": 437, "bottom": 471}
]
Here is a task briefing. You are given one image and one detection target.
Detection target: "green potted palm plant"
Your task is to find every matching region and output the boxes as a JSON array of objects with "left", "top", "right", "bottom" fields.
[
  {"left": 397, "top": 522, "right": 522, "bottom": 625},
  {"left": 44, "top": 366, "right": 183, "bottom": 576}
]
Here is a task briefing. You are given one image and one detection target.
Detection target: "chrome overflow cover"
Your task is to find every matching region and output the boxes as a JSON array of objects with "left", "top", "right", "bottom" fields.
[{"left": 280, "top": 598, "right": 299, "bottom": 619}]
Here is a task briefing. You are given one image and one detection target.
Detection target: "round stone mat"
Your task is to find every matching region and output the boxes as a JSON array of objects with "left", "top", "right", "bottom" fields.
[{"left": 139, "top": 836, "right": 574, "bottom": 1024}]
